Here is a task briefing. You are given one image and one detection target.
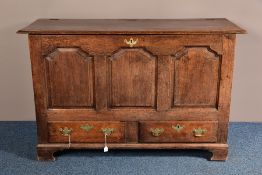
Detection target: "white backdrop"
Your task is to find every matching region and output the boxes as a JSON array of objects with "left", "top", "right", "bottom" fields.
[{"left": 0, "top": 0, "right": 261, "bottom": 121}]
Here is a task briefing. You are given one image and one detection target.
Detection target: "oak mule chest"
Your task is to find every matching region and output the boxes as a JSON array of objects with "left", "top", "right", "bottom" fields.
[{"left": 18, "top": 19, "right": 245, "bottom": 161}]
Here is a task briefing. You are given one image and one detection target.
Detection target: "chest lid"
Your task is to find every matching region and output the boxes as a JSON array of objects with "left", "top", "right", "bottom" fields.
[{"left": 17, "top": 18, "right": 246, "bottom": 35}]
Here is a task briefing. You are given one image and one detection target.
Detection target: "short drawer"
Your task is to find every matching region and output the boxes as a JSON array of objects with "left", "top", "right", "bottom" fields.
[
  {"left": 48, "top": 121, "right": 125, "bottom": 143},
  {"left": 139, "top": 121, "right": 218, "bottom": 143}
]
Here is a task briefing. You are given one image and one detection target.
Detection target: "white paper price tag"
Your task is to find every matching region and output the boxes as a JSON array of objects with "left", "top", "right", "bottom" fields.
[{"left": 104, "top": 146, "right": 108, "bottom": 152}]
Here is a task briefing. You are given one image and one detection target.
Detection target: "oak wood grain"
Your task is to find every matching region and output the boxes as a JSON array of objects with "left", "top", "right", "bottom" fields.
[
  {"left": 18, "top": 18, "right": 246, "bottom": 34},
  {"left": 173, "top": 47, "right": 220, "bottom": 108},
  {"left": 109, "top": 48, "right": 156, "bottom": 108},
  {"left": 48, "top": 121, "right": 125, "bottom": 143},
  {"left": 139, "top": 121, "right": 218, "bottom": 143},
  {"left": 37, "top": 143, "right": 228, "bottom": 161},
  {"left": 38, "top": 143, "right": 228, "bottom": 149},
  {"left": 28, "top": 35, "right": 49, "bottom": 143},
  {"left": 44, "top": 48, "right": 94, "bottom": 108}
]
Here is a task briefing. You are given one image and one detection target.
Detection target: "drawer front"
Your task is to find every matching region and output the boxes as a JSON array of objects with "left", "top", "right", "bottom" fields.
[
  {"left": 139, "top": 121, "right": 218, "bottom": 143},
  {"left": 48, "top": 121, "right": 125, "bottom": 143}
]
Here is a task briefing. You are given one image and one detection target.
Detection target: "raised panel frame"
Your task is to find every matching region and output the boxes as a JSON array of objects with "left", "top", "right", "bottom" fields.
[
  {"left": 107, "top": 48, "right": 158, "bottom": 109},
  {"left": 40, "top": 35, "right": 224, "bottom": 117},
  {"left": 44, "top": 47, "right": 95, "bottom": 109},
  {"left": 171, "top": 46, "right": 222, "bottom": 109}
]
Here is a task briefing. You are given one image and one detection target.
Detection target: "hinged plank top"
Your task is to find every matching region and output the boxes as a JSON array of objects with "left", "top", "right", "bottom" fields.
[{"left": 17, "top": 18, "right": 246, "bottom": 34}]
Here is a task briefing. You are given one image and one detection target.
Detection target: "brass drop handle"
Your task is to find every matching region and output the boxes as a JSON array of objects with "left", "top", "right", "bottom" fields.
[
  {"left": 59, "top": 127, "right": 73, "bottom": 148},
  {"left": 102, "top": 128, "right": 115, "bottom": 152},
  {"left": 124, "top": 38, "right": 138, "bottom": 47},
  {"left": 101, "top": 128, "right": 115, "bottom": 136},
  {"left": 80, "top": 125, "right": 93, "bottom": 132},
  {"left": 193, "top": 128, "right": 207, "bottom": 137},
  {"left": 59, "top": 127, "right": 73, "bottom": 136},
  {"left": 150, "top": 128, "right": 164, "bottom": 137},
  {"left": 172, "top": 124, "right": 184, "bottom": 132}
]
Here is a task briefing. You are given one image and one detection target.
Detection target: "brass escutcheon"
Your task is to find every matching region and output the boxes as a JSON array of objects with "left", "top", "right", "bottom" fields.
[
  {"left": 193, "top": 128, "right": 207, "bottom": 137},
  {"left": 124, "top": 38, "right": 138, "bottom": 47},
  {"left": 80, "top": 125, "right": 93, "bottom": 132},
  {"left": 59, "top": 127, "right": 73, "bottom": 136},
  {"left": 172, "top": 124, "right": 184, "bottom": 132},
  {"left": 150, "top": 128, "right": 164, "bottom": 137},
  {"left": 101, "top": 128, "right": 115, "bottom": 136}
]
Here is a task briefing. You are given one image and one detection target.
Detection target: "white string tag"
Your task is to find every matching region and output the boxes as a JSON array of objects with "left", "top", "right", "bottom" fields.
[
  {"left": 68, "top": 134, "right": 71, "bottom": 149},
  {"left": 104, "top": 133, "right": 108, "bottom": 152}
]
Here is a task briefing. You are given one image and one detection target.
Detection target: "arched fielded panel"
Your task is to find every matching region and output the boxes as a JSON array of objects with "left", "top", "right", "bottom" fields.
[
  {"left": 173, "top": 47, "right": 221, "bottom": 108},
  {"left": 45, "top": 48, "right": 94, "bottom": 108},
  {"left": 109, "top": 48, "right": 157, "bottom": 108}
]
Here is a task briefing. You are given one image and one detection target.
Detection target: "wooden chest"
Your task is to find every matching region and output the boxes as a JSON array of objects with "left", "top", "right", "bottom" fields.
[{"left": 18, "top": 18, "right": 245, "bottom": 161}]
